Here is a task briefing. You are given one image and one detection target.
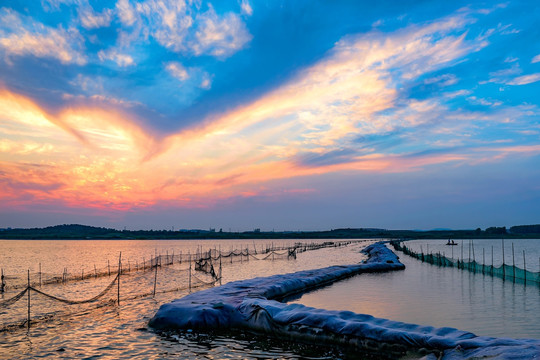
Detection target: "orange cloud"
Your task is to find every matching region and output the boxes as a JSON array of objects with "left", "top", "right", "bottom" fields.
[{"left": 0, "top": 12, "right": 535, "bottom": 212}]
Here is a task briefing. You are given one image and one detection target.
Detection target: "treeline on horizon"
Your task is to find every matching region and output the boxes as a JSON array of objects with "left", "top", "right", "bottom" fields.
[{"left": 0, "top": 224, "right": 539, "bottom": 240}]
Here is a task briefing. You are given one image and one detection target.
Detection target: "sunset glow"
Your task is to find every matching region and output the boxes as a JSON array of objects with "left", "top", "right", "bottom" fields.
[{"left": 1, "top": 1, "right": 539, "bottom": 229}]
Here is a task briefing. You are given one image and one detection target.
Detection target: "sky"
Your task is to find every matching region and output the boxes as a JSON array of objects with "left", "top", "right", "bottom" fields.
[{"left": 1, "top": 0, "right": 540, "bottom": 231}]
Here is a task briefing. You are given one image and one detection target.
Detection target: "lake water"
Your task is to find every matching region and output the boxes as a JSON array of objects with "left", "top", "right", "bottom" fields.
[
  {"left": 0, "top": 239, "right": 374, "bottom": 359},
  {"left": 291, "top": 240, "right": 540, "bottom": 339},
  {"left": 1, "top": 238, "right": 538, "bottom": 360}
]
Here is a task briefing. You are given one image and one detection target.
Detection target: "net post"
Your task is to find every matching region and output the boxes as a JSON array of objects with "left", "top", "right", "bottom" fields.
[
  {"left": 188, "top": 252, "right": 192, "bottom": 293},
  {"left": 27, "top": 269, "right": 30, "bottom": 329},
  {"left": 491, "top": 246, "right": 494, "bottom": 275},
  {"left": 153, "top": 255, "right": 158, "bottom": 297},
  {"left": 512, "top": 243, "right": 515, "bottom": 282},
  {"left": 1, "top": 268, "right": 4, "bottom": 293},
  {"left": 39, "top": 263, "right": 42, "bottom": 287},
  {"left": 94, "top": 264, "right": 97, "bottom": 279},
  {"left": 523, "top": 250, "right": 526, "bottom": 284},
  {"left": 502, "top": 239, "right": 505, "bottom": 280},
  {"left": 482, "top": 248, "right": 485, "bottom": 274},
  {"left": 117, "top": 252, "right": 122, "bottom": 305},
  {"left": 108, "top": 260, "right": 111, "bottom": 276},
  {"left": 219, "top": 245, "right": 222, "bottom": 286}
]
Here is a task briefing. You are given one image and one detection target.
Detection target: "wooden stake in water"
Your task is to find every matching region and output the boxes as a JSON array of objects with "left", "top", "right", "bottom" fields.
[
  {"left": 39, "top": 263, "right": 42, "bottom": 287},
  {"left": 502, "top": 239, "right": 506, "bottom": 280},
  {"left": 461, "top": 241, "right": 464, "bottom": 268},
  {"left": 117, "top": 252, "right": 122, "bottom": 305},
  {"left": 94, "top": 264, "right": 97, "bottom": 279},
  {"left": 491, "top": 246, "right": 494, "bottom": 275},
  {"left": 27, "top": 269, "right": 30, "bottom": 329},
  {"left": 188, "top": 252, "right": 192, "bottom": 293},
  {"left": 153, "top": 256, "right": 158, "bottom": 297},
  {"left": 1, "top": 268, "right": 5, "bottom": 293},
  {"left": 523, "top": 250, "right": 526, "bottom": 284},
  {"left": 512, "top": 242, "right": 515, "bottom": 282},
  {"left": 482, "top": 248, "right": 485, "bottom": 274},
  {"left": 108, "top": 260, "right": 111, "bottom": 276}
]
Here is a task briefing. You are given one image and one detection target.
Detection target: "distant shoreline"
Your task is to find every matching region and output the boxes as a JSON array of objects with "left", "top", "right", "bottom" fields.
[{"left": 1, "top": 224, "right": 539, "bottom": 240}]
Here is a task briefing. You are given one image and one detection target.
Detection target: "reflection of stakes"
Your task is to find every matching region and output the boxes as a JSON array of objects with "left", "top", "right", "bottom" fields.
[{"left": 1, "top": 268, "right": 5, "bottom": 293}]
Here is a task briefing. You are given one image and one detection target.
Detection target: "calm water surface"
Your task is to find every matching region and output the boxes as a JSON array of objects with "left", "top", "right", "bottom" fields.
[{"left": 0, "top": 239, "right": 374, "bottom": 359}]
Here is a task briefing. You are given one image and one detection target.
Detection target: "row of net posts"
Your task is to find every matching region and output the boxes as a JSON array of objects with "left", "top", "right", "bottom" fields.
[
  {"left": 0, "top": 243, "right": 344, "bottom": 327},
  {"left": 1, "top": 240, "right": 358, "bottom": 329},
  {"left": 390, "top": 240, "right": 540, "bottom": 286},
  {"left": 0, "top": 249, "right": 217, "bottom": 329}
]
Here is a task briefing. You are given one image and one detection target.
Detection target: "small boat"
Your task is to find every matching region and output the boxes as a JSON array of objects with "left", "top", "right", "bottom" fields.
[{"left": 446, "top": 239, "right": 458, "bottom": 246}]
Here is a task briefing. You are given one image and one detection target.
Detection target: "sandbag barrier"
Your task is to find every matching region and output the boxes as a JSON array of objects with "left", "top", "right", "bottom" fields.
[{"left": 149, "top": 243, "right": 540, "bottom": 359}]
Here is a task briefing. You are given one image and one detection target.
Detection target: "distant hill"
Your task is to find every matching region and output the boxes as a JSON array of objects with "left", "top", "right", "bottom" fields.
[
  {"left": 509, "top": 224, "right": 540, "bottom": 234},
  {"left": 1, "top": 224, "right": 540, "bottom": 240}
]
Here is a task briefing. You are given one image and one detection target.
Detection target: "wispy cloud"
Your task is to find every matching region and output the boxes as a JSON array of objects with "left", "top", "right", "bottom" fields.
[
  {"left": 78, "top": 4, "right": 113, "bottom": 29},
  {"left": 190, "top": 6, "right": 252, "bottom": 57},
  {"left": 97, "top": 48, "right": 135, "bottom": 67},
  {"left": 116, "top": 0, "right": 251, "bottom": 58},
  {"left": 166, "top": 62, "right": 190, "bottom": 81},
  {"left": 507, "top": 73, "right": 540, "bottom": 85},
  {"left": 0, "top": 9, "right": 86, "bottom": 65},
  {"left": 532, "top": 54, "right": 540, "bottom": 64},
  {"left": 424, "top": 74, "right": 458, "bottom": 86},
  {"left": 240, "top": 0, "right": 253, "bottom": 16}
]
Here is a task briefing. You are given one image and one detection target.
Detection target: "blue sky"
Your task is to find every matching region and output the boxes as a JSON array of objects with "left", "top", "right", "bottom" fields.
[{"left": 0, "top": 0, "right": 539, "bottom": 230}]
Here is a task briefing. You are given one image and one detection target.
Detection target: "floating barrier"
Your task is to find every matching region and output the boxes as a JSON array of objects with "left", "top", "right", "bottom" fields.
[{"left": 149, "top": 242, "right": 540, "bottom": 359}]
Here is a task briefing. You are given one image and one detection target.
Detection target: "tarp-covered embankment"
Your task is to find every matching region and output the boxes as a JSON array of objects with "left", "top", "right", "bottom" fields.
[{"left": 149, "top": 243, "right": 540, "bottom": 359}]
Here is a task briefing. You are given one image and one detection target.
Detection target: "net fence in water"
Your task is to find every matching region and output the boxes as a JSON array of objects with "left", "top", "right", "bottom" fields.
[
  {"left": 391, "top": 241, "right": 540, "bottom": 286},
  {"left": 0, "top": 240, "right": 357, "bottom": 330}
]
